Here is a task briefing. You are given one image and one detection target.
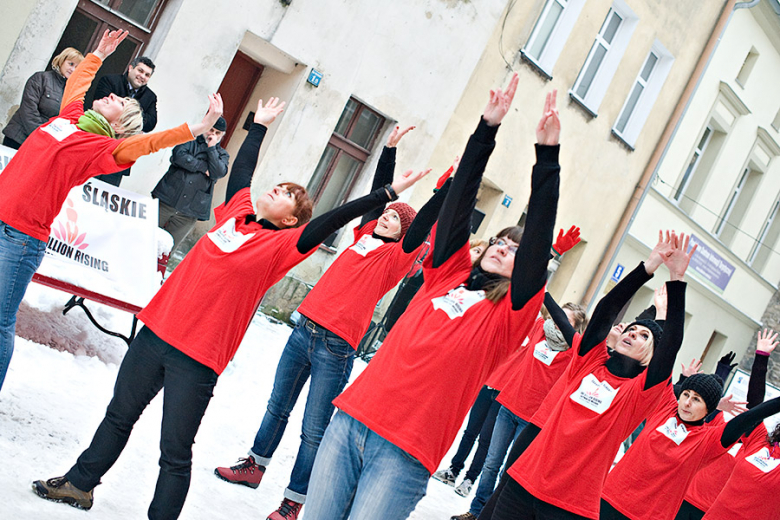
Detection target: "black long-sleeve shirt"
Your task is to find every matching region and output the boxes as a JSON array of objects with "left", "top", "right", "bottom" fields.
[{"left": 544, "top": 292, "right": 576, "bottom": 347}]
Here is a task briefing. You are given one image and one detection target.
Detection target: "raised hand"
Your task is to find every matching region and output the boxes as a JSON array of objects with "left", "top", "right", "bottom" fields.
[
  {"left": 94, "top": 30, "right": 128, "bottom": 61},
  {"left": 718, "top": 351, "right": 737, "bottom": 369},
  {"left": 435, "top": 156, "right": 460, "bottom": 191},
  {"left": 645, "top": 230, "right": 673, "bottom": 274},
  {"left": 536, "top": 90, "right": 561, "bottom": 146},
  {"left": 757, "top": 329, "right": 779, "bottom": 355},
  {"left": 483, "top": 73, "right": 519, "bottom": 127},
  {"left": 386, "top": 125, "right": 415, "bottom": 148},
  {"left": 254, "top": 97, "right": 286, "bottom": 126},
  {"left": 653, "top": 284, "right": 668, "bottom": 320},
  {"left": 391, "top": 168, "right": 432, "bottom": 195},
  {"left": 189, "top": 93, "right": 224, "bottom": 137},
  {"left": 717, "top": 394, "right": 748, "bottom": 416},
  {"left": 664, "top": 232, "right": 697, "bottom": 281},
  {"left": 680, "top": 358, "right": 703, "bottom": 378},
  {"left": 552, "top": 225, "right": 581, "bottom": 255}
]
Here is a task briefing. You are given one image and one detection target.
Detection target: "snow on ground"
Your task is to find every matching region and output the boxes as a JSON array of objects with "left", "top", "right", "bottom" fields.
[{"left": 2, "top": 284, "right": 477, "bottom": 519}]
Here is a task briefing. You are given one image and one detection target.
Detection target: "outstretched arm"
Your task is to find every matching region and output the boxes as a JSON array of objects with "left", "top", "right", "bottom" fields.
[
  {"left": 402, "top": 178, "right": 451, "bottom": 253},
  {"left": 432, "top": 74, "right": 518, "bottom": 267},
  {"left": 61, "top": 29, "right": 127, "bottom": 110},
  {"left": 721, "top": 396, "right": 780, "bottom": 448},
  {"left": 544, "top": 292, "right": 576, "bottom": 347},
  {"left": 358, "top": 126, "right": 413, "bottom": 226},
  {"left": 747, "top": 330, "right": 777, "bottom": 409}
]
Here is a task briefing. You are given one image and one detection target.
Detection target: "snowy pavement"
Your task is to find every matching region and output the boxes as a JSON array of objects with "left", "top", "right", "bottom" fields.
[{"left": 2, "top": 284, "right": 476, "bottom": 519}]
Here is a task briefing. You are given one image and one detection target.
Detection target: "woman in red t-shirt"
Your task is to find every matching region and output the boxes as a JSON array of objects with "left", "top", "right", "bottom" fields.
[
  {"left": 0, "top": 29, "right": 223, "bottom": 393},
  {"left": 600, "top": 330, "right": 780, "bottom": 520},
  {"left": 492, "top": 231, "right": 696, "bottom": 520}
]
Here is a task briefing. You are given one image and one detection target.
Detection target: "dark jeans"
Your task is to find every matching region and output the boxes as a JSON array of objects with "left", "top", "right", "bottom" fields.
[
  {"left": 65, "top": 326, "right": 218, "bottom": 520},
  {"left": 95, "top": 170, "right": 127, "bottom": 186},
  {"left": 158, "top": 202, "right": 198, "bottom": 252},
  {"left": 451, "top": 386, "right": 499, "bottom": 477},
  {"left": 479, "top": 423, "right": 542, "bottom": 520},
  {"left": 492, "top": 478, "right": 589, "bottom": 520},
  {"left": 2, "top": 135, "right": 21, "bottom": 149},
  {"left": 674, "top": 500, "right": 705, "bottom": 520},
  {"left": 599, "top": 499, "right": 628, "bottom": 519}
]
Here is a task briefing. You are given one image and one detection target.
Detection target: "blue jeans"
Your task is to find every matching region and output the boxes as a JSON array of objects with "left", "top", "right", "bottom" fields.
[
  {"left": 450, "top": 386, "right": 499, "bottom": 476},
  {"left": 250, "top": 317, "right": 355, "bottom": 502},
  {"left": 304, "top": 411, "right": 430, "bottom": 519},
  {"left": 65, "top": 326, "right": 218, "bottom": 520},
  {"left": 470, "top": 406, "right": 528, "bottom": 516},
  {"left": 0, "top": 220, "right": 46, "bottom": 392}
]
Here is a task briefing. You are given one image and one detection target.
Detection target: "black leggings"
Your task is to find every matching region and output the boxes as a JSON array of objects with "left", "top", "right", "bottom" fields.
[
  {"left": 674, "top": 500, "right": 705, "bottom": 520},
  {"left": 491, "top": 478, "right": 589, "bottom": 520},
  {"left": 599, "top": 499, "right": 628, "bottom": 519},
  {"left": 478, "top": 423, "right": 541, "bottom": 519}
]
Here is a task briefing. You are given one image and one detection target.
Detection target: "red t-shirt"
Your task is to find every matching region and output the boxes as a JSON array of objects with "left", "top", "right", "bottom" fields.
[
  {"left": 138, "top": 188, "right": 314, "bottom": 374},
  {"left": 333, "top": 244, "right": 545, "bottom": 474},
  {"left": 683, "top": 413, "right": 741, "bottom": 512},
  {"left": 703, "top": 423, "right": 780, "bottom": 520},
  {"left": 296, "top": 221, "right": 423, "bottom": 349},
  {"left": 602, "top": 386, "right": 728, "bottom": 520},
  {"left": 527, "top": 333, "right": 581, "bottom": 428},
  {"left": 485, "top": 319, "right": 541, "bottom": 391},
  {"left": 496, "top": 326, "right": 575, "bottom": 422},
  {"left": 0, "top": 101, "right": 131, "bottom": 242},
  {"left": 508, "top": 343, "right": 667, "bottom": 519}
]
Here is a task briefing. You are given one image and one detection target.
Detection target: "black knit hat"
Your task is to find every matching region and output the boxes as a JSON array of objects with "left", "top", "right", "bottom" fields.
[
  {"left": 624, "top": 319, "right": 663, "bottom": 346},
  {"left": 681, "top": 373, "right": 724, "bottom": 414},
  {"left": 213, "top": 116, "right": 227, "bottom": 132}
]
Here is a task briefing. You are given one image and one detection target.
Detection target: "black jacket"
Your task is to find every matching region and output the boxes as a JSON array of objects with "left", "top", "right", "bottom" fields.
[
  {"left": 152, "top": 135, "right": 230, "bottom": 220},
  {"left": 3, "top": 70, "right": 67, "bottom": 144},
  {"left": 93, "top": 72, "right": 158, "bottom": 132}
]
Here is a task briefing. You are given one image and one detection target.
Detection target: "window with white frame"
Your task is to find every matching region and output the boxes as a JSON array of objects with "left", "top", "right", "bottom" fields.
[
  {"left": 569, "top": 1, "right": 639, "bottom": 116},
  {"left": 612, "top": 41, "right": 674, "bottom": 148},
  {"left": 748, "top": 194, "right": 780, "bottom": 272},
  {"left": 772, "top": 107, "right": 780, "bottom": 132},
  {"left": 735, "top": 47, "right": 759, "bottom": 88},
  {"left": 521, "top": 0, "right": 586, "bottom": 78},
  {"left": 714, "top": 165, "right": 761, "bottom": 246},
  {"left": 674, "top": 126, "right": 713, "bottom": 204}
]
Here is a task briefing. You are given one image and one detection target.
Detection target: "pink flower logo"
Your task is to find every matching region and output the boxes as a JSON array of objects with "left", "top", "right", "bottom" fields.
[{"left": 53, "top": 199, "right": 89, "bottom": 249}]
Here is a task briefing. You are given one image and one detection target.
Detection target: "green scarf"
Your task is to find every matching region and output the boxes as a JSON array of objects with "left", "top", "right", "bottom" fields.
[{"left": 77, "top": 110, "right": 115, "bottom": 138}]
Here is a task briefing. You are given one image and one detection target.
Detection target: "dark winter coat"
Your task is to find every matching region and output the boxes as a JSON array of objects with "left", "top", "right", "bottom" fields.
[
  {"left": 93, "top": 72, "right": 158, "bottom": 132},
  {"left": 152, "top": 135, "right": 230, "bottom": 220},
  {"left": 2, "top": 70, "right": 67, "bottom": 144}
]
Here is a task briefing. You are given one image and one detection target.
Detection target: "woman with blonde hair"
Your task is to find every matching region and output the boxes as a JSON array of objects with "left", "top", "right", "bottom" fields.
[{"left": 2, "top": 47, "right": 84, "bottom": 148}]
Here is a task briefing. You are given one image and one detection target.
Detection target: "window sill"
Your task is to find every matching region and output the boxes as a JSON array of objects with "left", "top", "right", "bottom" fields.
[
  {"left": 568, "top": 91, "right": 598, "bottom": 119},
  {"left": 610, "top": 128, "right": 635, "bottom": 151},
  {"left": 519, "top": 51, "right": 553, "bottom": 81}
]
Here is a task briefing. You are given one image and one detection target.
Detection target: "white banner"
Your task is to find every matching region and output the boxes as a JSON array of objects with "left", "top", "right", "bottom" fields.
[{"left": 1, "top": 144, "right": 160, "bottom": 308}]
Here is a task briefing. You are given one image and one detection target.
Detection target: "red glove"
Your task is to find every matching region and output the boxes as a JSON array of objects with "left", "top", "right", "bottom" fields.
[
  {"left": 435, "top": 166, "right": 453, "bottom": 191},
  {"left": 552, "top": 225, "right": 581, "bottom": 256}
]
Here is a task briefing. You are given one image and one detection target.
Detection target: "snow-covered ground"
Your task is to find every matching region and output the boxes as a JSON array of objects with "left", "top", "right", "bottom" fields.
[{"left": 2, "top": 284, "right": 476, "bottom": 519}]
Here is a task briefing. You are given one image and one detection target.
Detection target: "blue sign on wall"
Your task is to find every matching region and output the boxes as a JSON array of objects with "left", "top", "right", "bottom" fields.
[
  {"left": 611, "top": 263, "right": 624, "bottom": 282},
  {"left": 688, "top": 234, "right": 735, "bottom": 293},
  {"left": 502, "top": 195, "right": 512, "bottom": 208},
  {"left": 307, "top": 69, "right": 323, "bottom": 87}
]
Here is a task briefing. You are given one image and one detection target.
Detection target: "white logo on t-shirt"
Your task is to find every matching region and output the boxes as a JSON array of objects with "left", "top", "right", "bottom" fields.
[
  {"left": 728, "top": 442, "right": 742, "bottom": 458},
  {"left": 533, "top": 340, "right": 559, "bottom": 366},
  {"left": 41, "top": 118, "right": 78, "bottom": 141},
  {"left": 746, "top": 447, "right": 780, "bottom": 473},
  {"left": 570, "top": 374, "right": 619, "bottom": 414},
  {"left": 431, "top": 286, "right": 486, "bottom": 320},
  {"left": 656, "top": 417, "right": 690, "bottom": 446},
  {"left": 207, "top": 218, "right": 255, "bottom": 253},
  {"left": 350, "top": 234, "right": 384, "bottom": 257}
]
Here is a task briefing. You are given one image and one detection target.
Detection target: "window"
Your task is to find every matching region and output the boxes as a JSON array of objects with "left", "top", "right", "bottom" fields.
[
  {"left": 714, "top": 166, "right": 761, "bottom": 245},
  {"left": 612, "top": 41, "right": 674, "bottom": 148},
  {"left": 308, "top": 98, "right": 386, "bottom": 247},
  {"left": 772, "top": 107, "right": 780, "bottom": 133},
  {"left": 569, "top": 1, "right": 638, "bottom": 116},
  {"left": 748, "top": 194, "right": 780, "bottom": 271},
  {"left": 674, "top": 126, "right": 713, "bottom": 204},
  {"left": 521, "top": 0, "right": 586, "bottom": 78},
  {"left": 735, "top": 47, "right": 759, "bottom": 88}
]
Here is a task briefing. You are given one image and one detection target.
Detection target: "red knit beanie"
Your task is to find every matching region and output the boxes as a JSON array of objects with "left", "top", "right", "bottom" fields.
[{"left": 386, "top": 202, "right": 417, "bottom": 237}]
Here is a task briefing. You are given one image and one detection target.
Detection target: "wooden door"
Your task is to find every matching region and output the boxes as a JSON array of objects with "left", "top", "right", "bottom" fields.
[{"left": 217, "top": 51, "right": 264, "bottom": 147}]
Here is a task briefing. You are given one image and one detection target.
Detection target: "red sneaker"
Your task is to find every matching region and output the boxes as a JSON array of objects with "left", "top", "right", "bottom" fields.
[
  {"left": 214, "top": 456, "right": 265, "bottom": 489},
  {"left": 267, "top": 498, "right": 303, "bottom": 520}
]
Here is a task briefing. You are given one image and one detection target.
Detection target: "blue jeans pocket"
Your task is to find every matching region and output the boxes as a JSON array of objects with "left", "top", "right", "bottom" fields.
[
  {"left": 1, "top": 222, "right": 31, "bottom": 247},
  {"left": 324, "top": 337, "right": 354, "bottom": 359}
]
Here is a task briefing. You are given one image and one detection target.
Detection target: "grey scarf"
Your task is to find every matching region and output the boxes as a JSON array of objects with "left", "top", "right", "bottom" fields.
[{"left": 543, "top": 318, "right": 569, "bottom": 351}]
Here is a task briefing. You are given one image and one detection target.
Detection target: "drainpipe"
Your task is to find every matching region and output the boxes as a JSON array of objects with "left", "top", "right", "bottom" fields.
[{"left": 582, "top": 0, "right": 751, "bottom": 309}]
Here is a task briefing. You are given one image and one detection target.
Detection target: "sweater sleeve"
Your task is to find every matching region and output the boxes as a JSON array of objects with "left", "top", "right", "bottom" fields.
[
  {"left": 360, "top": 146, "right": 396, "bottom": 227},
  {"left": 644, "top": 281, "right": 687, "bottom": 389},
  {"left": 224, "top": 122, "right": 267, "bottom": 204},
  {"left": 206, "top": 145, "right": 230, "bottom": 180},
  {"left": 296, "top": 188, "right": 394, "bottom": 254},
  {"left": 111, "top": 123, "right": 194, "bottom": 165},
  {"left": 402, "top": 179, "right": 451, "bottom": 253},
  {"left": 510, "top": 144, "right": 560, "bottom": 310},
  {"left": 545, "top": 292, "right": 576, "bottom": 347},
  {"left": 60, "top": 53, "right": 102, "bottom": 111},
  {"left": 579, "top": 262, "right": 654, "bottom": 356},
  {"left": 432, "top": 118, "right": 498, "bottom": 267},
  {"left": 721, "top": 396, "right": 780, "bottom": 447},
  {"left": 746, "top": 352, "right": 770, "bottom": 410}
]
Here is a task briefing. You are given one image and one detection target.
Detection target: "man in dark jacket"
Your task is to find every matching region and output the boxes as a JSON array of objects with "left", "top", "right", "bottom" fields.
[
  {"left": 152, "top": 116, "right": 230, "bottom": 252},
  {"left": 93, "top": 56, "right": 158, "bottom": 186}
]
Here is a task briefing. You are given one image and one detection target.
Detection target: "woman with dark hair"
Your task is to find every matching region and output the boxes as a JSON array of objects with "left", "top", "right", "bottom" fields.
[
  {"left": 303, "top": 78, "right": 563, "bottom": 520},
  {"left": 32, "top": 97, "right": 430, "bottom": 519},
  {"left": 491, "top": 231, "right": 695, "bottom": 520},
  {"left": 3, "top": 47, "right": 84, "bottom": 149}
]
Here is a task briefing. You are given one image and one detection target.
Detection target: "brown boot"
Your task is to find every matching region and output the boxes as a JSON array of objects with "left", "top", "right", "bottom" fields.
[{"left": 32, "top": 476, "right": 94, "bottom": 510}]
